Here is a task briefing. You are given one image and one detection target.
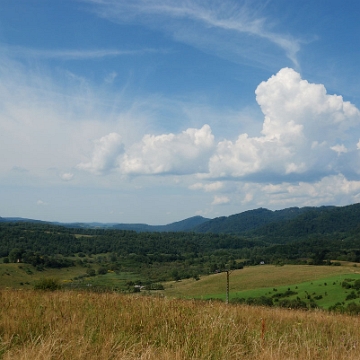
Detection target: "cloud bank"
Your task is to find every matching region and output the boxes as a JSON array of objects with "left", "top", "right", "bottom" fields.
[
  {"left": 209, "top": 68, "right": 360, "bottom": 181},
  {"left": 78, "top": 68, "right": 360, "bottom": 185}
]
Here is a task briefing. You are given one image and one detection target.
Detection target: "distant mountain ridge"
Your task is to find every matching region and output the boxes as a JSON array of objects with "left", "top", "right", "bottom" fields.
[
  {"left": 0, "top": 217, "right": 47, "bottom": 224},
  {"left": 2, "top": 204, "right": 360, "bottom": 239},
  {"left": 0, "top": 215, "right": 210, "bottom": 232},
  {"left": 112, "top": 215, "right": 210, "bottom": 232},
  {"left": 191, "top": 203, "right": 360, "bottom": 242},
  {"left": 191, "top": 206, "right": 336, "bottom": 235}
]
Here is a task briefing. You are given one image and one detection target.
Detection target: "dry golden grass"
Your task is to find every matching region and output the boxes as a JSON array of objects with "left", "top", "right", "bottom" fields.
[{"left": 1, "top": 289, "right": 360, "bottom": 359}]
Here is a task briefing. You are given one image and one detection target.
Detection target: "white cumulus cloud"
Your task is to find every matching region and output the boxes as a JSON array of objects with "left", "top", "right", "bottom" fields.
[
  {"left": 331, "top": 144, "right": 348, "bottom": 154},
  {"left": 189, "top": 181, "right": 223, "bottom": 192},
  {"left": 60, "top": 173, "right": 74, "bottom": 181},
  {"left": 212, "top": 195, "right": 230, "bottom": 205},
  {"left": 77, "top": 133, "right": 124, "bottom": 175},
  {"left": 209, "top": 67, "right": 360, "bottom": 181},
  {"left": 120, "top": 124, "right": 214, "bottom": 175}
]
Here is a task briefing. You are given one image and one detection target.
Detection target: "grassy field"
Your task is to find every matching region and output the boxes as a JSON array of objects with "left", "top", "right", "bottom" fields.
[
  {"left": 163, "top": 264, "right": 360, "bottom": 298},
  {"left": 2, "top": 263, "right": 360, "bottom": 359},
  {"left": 3, "top": 263, "right": 360, "bottom": 309},
  {"left": 0, "top": 263, "right": 139, "bottom": 291},
  {"left": 0, "top": 263, "right": 84, "bottom": 289},
  {"left": 2, "top": 289, "right": 360, "bottom": 359}
]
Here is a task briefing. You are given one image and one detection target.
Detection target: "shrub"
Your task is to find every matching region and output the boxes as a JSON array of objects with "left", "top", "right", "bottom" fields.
[
  {"left": 98, "top": 267, "right": 108, "bottom": 275},
  {"left": 246, "top": 296, "right": 273, "bottom": 307},
  {"left": 353, "top": 279, "right": 360, "bottom": 290},
  {"left": 277, "top": 298, "right": 308, "bottom": 310},
  {"left": 346, "top": 302, "right": 360, "bottom": 315},
  {"left": 34, "top": 278, "right": 61, "bottom": 291},
  {"left": 342, "top": 281, "right": 352, "bottom": 289},
  {"left": 345, "top": 291, "right": 358, "bottom": 301},
  {"left": 86, "top": 268, "right": 96, "bottom": 277},
  {"left": 143, "top": 283, "right": 165, "bottom": 290}
]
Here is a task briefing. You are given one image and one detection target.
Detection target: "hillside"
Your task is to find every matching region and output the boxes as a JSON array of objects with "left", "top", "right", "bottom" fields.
[
  {"left": 250, "top": 203, "right": 360, "bottom": 240},
  {"left": 0, "top": 215, "right": 210, "bottom": 232},
  {"left": 3, "top": 203, "right": 360, "bottom": 284},
  {"left": 3, "top": 204, "right": 360, "bottom": 239},
  {"left": 191, "top": 204, "right": 360, "bottom": 241},
  {"left": 111, "top": 215, "right": 210, "bottom": 232},
  {"left": 191, "top": 207, "right": 322, "bottom": 234}
]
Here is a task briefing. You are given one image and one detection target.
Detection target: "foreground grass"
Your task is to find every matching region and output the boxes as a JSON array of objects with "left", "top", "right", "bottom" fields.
[{"left": 1, "top": 290, "right": 360, "bottom": 359}]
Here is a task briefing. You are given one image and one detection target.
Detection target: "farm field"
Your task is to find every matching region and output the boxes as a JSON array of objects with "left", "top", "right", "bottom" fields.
[
  {"left": 3, "top": 262, "right": 360, "bottom": 310},
  {"left": 163, "top": 264, "right": 360, "bottom": 297},
  {"left": 0, "top": 263, "right": 84, "bottom": 289},
  {"left": 2, "top": 289, "right": 360, "bottom": 359},
  {"left": 0, "top": 263, "right": 139, "bottom": 291}
]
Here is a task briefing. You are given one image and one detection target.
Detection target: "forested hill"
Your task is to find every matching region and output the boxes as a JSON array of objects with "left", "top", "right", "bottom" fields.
[
  {"left": 2, "top": 204, "right": 360, "bottom": 240},
  {"left": 110, "top": 216, "right": 210, "bottom": 232},
  {"left": 0, "top": 215, "right": 210, "bottom": 232},
  {"left": 192, "top": 204, "right": 360, "bottom": 241},
  {"left": 3, "top": 203, "right": 360, "bottom": 279}
]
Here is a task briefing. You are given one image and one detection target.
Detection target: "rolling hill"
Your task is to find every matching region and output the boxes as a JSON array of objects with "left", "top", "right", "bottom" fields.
[{"left": 2, "top": 203, "right": 360, "bottom": 241}]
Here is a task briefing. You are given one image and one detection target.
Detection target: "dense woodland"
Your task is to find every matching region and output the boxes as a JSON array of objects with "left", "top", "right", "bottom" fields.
[
  {"left": 2, "top": 203, "right": 360, "bottom": 284},
  {"left": 0, "top": 222, "right": 255, "bottom": 282}
]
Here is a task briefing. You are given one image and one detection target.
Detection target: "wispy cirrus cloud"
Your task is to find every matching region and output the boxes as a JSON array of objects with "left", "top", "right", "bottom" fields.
[
  {"left": 84, "top": 0, "right": 301, "bottom": 67},
  {"left": 2, "top": 45, "right": 164, "bottom": 60}
]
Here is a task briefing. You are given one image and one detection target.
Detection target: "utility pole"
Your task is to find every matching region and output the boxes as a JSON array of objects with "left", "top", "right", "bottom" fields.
[{"left": 225, "top": 270, "right": 230, "bottom": 304}]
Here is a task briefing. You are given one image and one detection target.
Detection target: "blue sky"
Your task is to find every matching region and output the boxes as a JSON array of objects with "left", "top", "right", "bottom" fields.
[{"left": 1, "top": 0, "right": 360, "bottom": 224}]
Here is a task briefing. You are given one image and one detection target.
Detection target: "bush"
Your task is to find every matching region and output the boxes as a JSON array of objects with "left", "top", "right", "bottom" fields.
[
  {"left": 277, "top": 298, "right": 308, "bottom": 310},
  {"left": 86, "top": 268, "right": 96, "bottom": 277},
  {"left": 245, "top": 296, "right": 273, "bottom": 307},
  {"left": 97, "top": 267, "right": 108, "bottom": 275},
  {"left": 346, "top": 302, "right": 360, "bottom": 315},
  {"left": 34, "top": 278, "right": 61, "bottom": 291},
  {"left": 342, "top": 281, "right": 352, "bottom": 289},
  {"left": 353, "top": 279, "right": 360, "bottom": 290},
  {"left": 145, "top": 283, "right": 164, "bottom": 290},
  {"left": 272, "top": 290, "right": 297, "bottom": 299},
  {"left": 346, "top": 291, "right": 358, "bottom": 301}
]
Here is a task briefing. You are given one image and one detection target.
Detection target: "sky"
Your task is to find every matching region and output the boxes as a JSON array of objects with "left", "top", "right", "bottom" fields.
[{"left": 1, "top": 0, "right": 360, "bottom": 224}]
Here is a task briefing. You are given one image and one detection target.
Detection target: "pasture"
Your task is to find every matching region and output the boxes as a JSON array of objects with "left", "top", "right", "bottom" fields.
[
  {"left": 0, "top": 263, "right": 139, "bottom": 291},
  {"left": 163, "top": 264, "right": 359, "bottom": 297}
]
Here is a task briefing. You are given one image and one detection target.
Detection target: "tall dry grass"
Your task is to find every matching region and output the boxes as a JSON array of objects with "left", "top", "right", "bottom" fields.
[{"left": 1, "top": 289, "right": 360, "bottom": 359}]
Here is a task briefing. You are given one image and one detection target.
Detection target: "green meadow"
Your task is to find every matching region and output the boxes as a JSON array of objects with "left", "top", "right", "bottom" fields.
[
  {"left": 212, "top": 274, "right": 360, "bottom": 308},
  {"left": 0, "top": 262, "right": 139, "bottom": 291},
  {"left": 3, "top": 262, "right": 360, "bottom": 310},
  {"left": 162, "top": 264, "right": 360, "bottom": 309}
]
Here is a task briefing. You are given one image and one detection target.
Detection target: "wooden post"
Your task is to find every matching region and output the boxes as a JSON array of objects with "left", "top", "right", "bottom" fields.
[{"left": 226, "top": 270, "right": 229, "bottom": 304}]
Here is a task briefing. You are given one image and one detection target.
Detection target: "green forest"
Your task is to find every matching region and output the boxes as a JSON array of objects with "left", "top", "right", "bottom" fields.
[{"left": 2, "top": 203, "right": 360, "bottom": 290}]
